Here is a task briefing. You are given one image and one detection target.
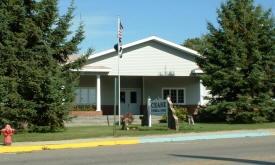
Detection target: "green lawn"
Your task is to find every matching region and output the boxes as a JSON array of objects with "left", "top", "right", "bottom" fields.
[{"left": 1, "top": 122, "right": 275, "bottom": 143}]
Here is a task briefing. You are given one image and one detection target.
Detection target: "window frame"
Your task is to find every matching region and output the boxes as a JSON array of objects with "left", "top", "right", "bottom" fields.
[
  {"left": 162, "top": 87, "right": 186, "bottom": 105},
  {"left": 76, "top": 87, "right": 96, "bottom": 105}
]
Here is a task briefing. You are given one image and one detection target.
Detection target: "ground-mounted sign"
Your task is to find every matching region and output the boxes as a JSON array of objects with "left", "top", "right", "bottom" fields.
[
  {"left": 151, "top": 98, "right": 168, "bottom": 116},
  {"left": 147, "top": 98, "right": 168, "bottom": 127}
]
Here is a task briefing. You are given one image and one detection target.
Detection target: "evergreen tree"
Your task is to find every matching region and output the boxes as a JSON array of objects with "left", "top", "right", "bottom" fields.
[
  {"left": 0, "top": 0, "right": 91, "bottom": 131},
  {"left": 196, "top": 0, "right": 275, "bottom": 123}
]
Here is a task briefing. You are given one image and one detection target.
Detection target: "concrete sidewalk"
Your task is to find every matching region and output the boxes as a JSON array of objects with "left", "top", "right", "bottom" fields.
[{"left": 1, "top": 128, "right": 275, "bottom": 153}]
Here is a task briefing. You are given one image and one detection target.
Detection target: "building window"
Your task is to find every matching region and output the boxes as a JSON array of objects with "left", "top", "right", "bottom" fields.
[
  {"left": 120, "top": 92, "right": 125, "bottom": 103},
  {"left": 130, "top": 91, "right": 137, "bottom": 103},
  {"left": 76, "top": 88, "right": 96, "bottom": 105},
  {"left": 170, "top": 89, "right": 177, "bottom": 103},
  {"left": 163, "top": 89, "right": 170, "bottom": 99},
  {"left": 178, "top": 89, "right": 184, "bottom": 103},
  {"left": 162, "top": 88, "right": 185, "bottom": 104}
]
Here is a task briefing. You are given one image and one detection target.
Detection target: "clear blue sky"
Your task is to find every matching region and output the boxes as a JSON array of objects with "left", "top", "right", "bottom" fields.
[{"left": 58, "top": 0, "right": 275, "bottom": 54}]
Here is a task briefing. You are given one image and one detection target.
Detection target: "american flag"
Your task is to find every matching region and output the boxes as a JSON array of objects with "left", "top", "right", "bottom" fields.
[{"left": 118, "top": 22, "right": 123, "bottom": 40}]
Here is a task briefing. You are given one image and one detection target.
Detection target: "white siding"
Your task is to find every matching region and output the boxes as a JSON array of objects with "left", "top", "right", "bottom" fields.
[
  {"left": 202, "top": 84, "right": 211, "bottom": 105},
  {"left": 143, "top": 77, "right": 200, "bottom": 105},
  {"left": 78, "top": 76, "right": 201, "bottom": 106},
  {"left": 86, "top": 41, "right": 198, "bottom": 76},
  {"left": 79, "top": 39, "right": 202, "bottom": 109},
  {"left": 78, "top": 76, "right": 142, "bottom": 105}
]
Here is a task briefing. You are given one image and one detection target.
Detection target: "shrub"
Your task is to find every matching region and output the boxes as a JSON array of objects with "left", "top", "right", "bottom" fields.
[
  {"left": 159, "top": 115, "right": 167, "bottom": 123},
  {"left": 121, "top": 113, "right": 134, "bottom": 130},
  {"left": 174, "top": 106, "right": 188, "bottom": 122},
  {"left": 197, "top": 105, "right": 227, "bottom": 122},
  {"left": 198, "top": 100, "right": 275, "bottom": 123},
  {"left": 72, "top": 105, "right": 96, "bottom": 111},
  {"left": 159, "top": 106, "right": 188, "bottom": 123}
]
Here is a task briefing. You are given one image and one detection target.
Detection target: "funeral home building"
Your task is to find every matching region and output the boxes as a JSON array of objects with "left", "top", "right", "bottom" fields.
[{"left": 73, "top": 36, "right": 208, "bottom": 115}]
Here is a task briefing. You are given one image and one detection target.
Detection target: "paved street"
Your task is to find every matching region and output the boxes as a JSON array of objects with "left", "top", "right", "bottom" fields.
[{"left": 1, "top": 136, "right": 274, "bottom": 165}]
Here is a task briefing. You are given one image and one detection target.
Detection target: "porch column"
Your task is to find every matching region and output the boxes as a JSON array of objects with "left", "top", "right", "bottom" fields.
[{"left": 96, "top": 75, "right": 101, "bottom": 111}]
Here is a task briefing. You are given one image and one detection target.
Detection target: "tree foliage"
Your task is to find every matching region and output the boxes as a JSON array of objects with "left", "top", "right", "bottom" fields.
[
  {"left": 0, "top": 0, "right": 92, "bottom": 131},
  {"left": 182, "top": 36, "right": 207, "bottom": 53},
  {"left": 196, "top": 0, "right": 275, "bottom": 123}
]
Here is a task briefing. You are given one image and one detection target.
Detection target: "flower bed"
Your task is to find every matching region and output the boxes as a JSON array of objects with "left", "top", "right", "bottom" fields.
[
  {"left": 72, "top": 105, "right": 96, "bottom": 111},
  {"left": 70, "top": 111, "right": 103, "bottom": 116}
]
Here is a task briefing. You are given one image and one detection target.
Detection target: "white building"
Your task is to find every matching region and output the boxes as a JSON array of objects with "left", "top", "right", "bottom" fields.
[{"left": 74, "top": 36, "right": 208, "bottom": 115}]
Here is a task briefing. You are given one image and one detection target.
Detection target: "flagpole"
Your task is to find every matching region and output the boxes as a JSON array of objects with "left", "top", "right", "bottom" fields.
[{"left": 117, "top": 15, "right": 121, "bottom": 126}]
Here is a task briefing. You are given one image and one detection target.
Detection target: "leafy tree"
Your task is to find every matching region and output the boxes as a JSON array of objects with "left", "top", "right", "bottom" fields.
[
  {"left": 0, "top": 0, "right": 92, "bottom": 131},
  {"left": 182, "top": 36, "right": 207, "bottom": 53},
  {"left": 196, "top": 0, "right": 275, "bottom": 123}
]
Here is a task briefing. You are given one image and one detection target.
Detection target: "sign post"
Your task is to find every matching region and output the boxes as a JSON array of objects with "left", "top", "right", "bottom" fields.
[
  {"left": 117, "top": 16, "right": 121, "bottom": 126},
  {"left": 113, "top": 77, "right": 117, "bottom": 136},
  {"left": 117, "top": 16, "right": 123, "bottom": 126},
  {"left": 147, "top": 98, "right": 152, "bottom": 127}
]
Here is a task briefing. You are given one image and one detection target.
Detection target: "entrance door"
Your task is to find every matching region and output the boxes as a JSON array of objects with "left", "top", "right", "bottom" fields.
[{"left": 120, "top": 89, "right": 141, "bottom": 115}]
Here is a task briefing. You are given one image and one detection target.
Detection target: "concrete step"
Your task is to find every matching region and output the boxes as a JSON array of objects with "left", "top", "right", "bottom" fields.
[{"left": 65, "top": 115, "right": 163, "bottom": 127}]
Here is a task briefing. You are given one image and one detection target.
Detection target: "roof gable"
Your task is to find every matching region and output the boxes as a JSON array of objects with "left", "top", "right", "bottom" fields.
[
  {"left": 88, "top": 36, "right": 200, "bottom": 60},
  {"left": 84, "top": 37, "right": 201, "bottom": 76}
]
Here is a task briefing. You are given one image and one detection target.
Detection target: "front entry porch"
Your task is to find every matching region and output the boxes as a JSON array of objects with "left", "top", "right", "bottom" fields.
[{"left": 76, "top": 75, "right": 202, "bottom": 115}]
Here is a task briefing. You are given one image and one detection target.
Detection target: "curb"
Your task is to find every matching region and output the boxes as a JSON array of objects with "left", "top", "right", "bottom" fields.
[
  {"left": 138, "top": 132, "right": 270, "bottom": 143},
  {"left": 0, "top": 139, "right": 139, "bottom": 153},
  {"left": 0, "top": 131, "right": 272, "bottom": 153}
]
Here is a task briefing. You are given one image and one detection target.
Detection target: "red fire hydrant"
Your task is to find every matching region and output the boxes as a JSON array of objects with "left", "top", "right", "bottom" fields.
[{"left": 1, "top": 124, "right": 15, "bottom": 146}]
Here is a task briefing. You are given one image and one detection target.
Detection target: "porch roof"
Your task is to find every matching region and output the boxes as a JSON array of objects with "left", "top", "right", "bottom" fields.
[
  {"left": 78, "top": 66, "right": 111, "bottom": 72},
  {"left": 191, "top": 68, "right": 203, "bottom": 74}
]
